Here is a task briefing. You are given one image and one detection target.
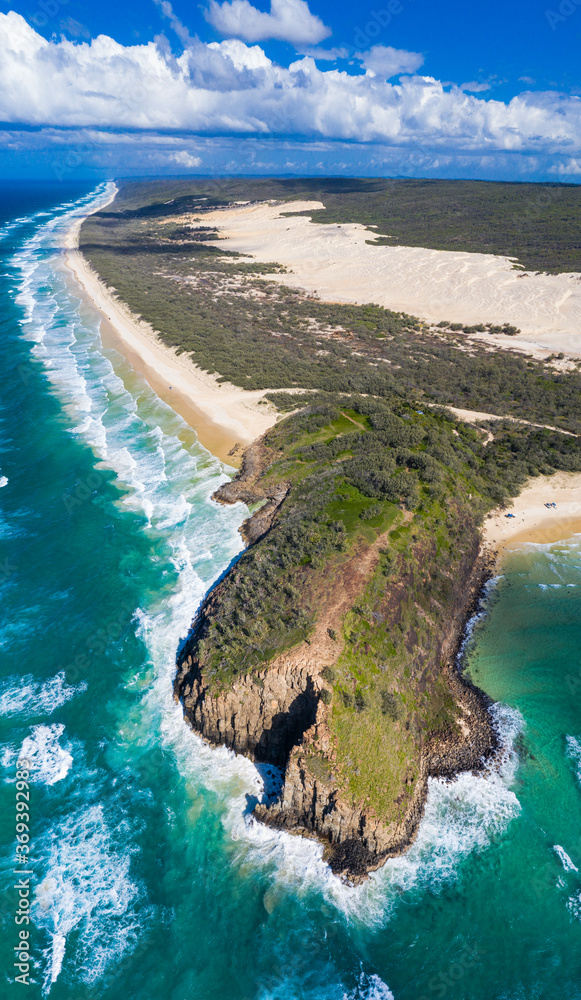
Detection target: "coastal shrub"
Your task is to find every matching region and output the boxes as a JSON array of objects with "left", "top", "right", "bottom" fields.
[{"left": 380, "top": 691, "right": 401, "bottom": 721}]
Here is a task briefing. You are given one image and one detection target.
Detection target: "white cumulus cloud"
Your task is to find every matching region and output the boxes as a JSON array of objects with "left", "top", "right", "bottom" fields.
[
  {"left": 356, "top": 45, "right": 424, "bottom": 79},
  {"left": 205, "top": 0, "right": 331, "bottom": 46},
  {"left": 171, "top": 151, "right": 202, "bottom": 167},
  {"left": 0, "top": 11, "right": 580, "bottom": 167}
]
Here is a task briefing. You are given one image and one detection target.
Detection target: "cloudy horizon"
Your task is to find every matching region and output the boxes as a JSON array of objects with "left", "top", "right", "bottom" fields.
[{"left": 1, "top": 0, "right": 580, "bottom": 181}]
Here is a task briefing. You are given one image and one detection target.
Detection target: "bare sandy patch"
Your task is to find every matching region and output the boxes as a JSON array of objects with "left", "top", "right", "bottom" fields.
[
  {"left": 199, "top": 200, "right": 581, "bottom": 358},
  {"left": 445, "top": 406, "right": 576, "bottom": 436}
]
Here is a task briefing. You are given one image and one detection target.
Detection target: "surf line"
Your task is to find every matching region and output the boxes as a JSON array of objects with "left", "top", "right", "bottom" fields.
[{"left": 13, "top": 755, "right": 33, "bottom": 986}]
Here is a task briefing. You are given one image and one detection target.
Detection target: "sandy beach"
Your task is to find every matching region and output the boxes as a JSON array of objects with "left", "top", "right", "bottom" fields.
[
  {"left": 198, "top": 200, "right": 581, "bottom": 359},
  {"left": 483, "top": 472, "right": 581, "bottom": 555},
  {"left": 64, "top": 214, "right": 280, "bottom": 465}
]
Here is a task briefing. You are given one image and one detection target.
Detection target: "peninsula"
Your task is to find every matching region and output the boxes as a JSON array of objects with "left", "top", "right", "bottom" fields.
[{"left": 75, "top": 177, "right": 581, "bottom": 880}]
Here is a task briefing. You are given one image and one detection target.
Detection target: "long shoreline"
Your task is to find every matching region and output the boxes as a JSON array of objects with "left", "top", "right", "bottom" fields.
[{"left": 63, "top": 197, "right": 281, "bottom": 466}]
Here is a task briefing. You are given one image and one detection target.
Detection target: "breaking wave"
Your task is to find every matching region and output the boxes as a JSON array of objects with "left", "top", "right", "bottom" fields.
[{"left": 0, "top": 671, "right": 87, "bottom": 719}]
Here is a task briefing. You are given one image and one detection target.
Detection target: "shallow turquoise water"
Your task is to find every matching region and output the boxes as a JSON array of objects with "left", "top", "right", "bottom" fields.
[{"left": 0, "top": 184, "right": 580, "bottom": 1000}]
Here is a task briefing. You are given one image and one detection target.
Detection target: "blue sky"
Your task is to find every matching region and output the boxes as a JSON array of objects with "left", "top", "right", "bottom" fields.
[{"left": 1, "top": 0, "right": 580, "bottom": 181}]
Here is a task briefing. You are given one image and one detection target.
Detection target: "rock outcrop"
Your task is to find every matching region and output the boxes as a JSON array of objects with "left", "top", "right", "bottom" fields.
[{"left": 213, "top": 439, "right": 288, "bottom": 545}]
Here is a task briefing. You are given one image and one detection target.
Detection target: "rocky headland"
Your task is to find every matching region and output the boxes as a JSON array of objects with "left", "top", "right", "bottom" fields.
[{"left": 174, "top": 405, "right": 500, "bottom": 882}]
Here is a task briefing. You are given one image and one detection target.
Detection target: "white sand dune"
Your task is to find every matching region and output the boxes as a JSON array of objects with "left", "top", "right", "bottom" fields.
[{"left": 200, "top": 200, "right": 581, "bottom": 358}]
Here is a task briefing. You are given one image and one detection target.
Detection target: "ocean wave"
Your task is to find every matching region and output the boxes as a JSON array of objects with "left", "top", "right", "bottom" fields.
[
  {"left": 455, "top": 573, "right": 503, "bottom": 668},
  {"left": 566, "top": 735, "right": 581, "bottom": 786},
  {"left": 10, "top": 203, "right": 232, "bottom": 539},
  {"left": 345, "top": 973, "right": 395, "bottom": 1000},
  {"left": 568, "top": 892, "right": 581, "bottom": 923},
  {"left": 0, "top": 475, "right": 7, "bottom": 487},
  {"left": 19, "top": 723, "right": 73, "bottom": 785},
  {"left": 554, "top": 845, "right": 579, "bottom": 872},
  {"left": 33, "top": 802, "right": 143, "bottom": 994},
  {"left": 0, "top": 670, "right": 87, "bottom": 719}
]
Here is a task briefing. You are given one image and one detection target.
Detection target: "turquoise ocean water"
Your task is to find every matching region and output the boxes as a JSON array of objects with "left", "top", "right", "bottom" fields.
[{"left": 0, "top": 183, "right": 580, "bottom": 999}]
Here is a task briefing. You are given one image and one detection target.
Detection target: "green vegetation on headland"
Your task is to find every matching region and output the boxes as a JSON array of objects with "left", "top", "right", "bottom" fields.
[
  {"left": 184, "top": 394, "right": 581, "bottom": 823},
  {"left": 81, "top": 182, "right": 581, "bottom": 434},
  {"left": 198, "top": 396, "right": 581, "bottom": 687}
]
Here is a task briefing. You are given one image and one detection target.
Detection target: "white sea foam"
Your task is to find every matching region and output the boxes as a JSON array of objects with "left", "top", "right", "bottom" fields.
[
  {"left": 260, "top": 967, "right": 395, "bottom": 1000},
  {"left": 566, "top": 735, "right": 581, "bottom": 786},
  {"left": 0, "top": 475, "right": 8, "bottom": 487},
  {"left": 346, "top": 973, "right": 395, "bottom": 1000},
  {"left": 568, "top": 892, "right": 581, "bottom": 922},
  {"left": 33, "top": 803, "right": 142, "bottom": 994},
  {"left": 554, "top": 845, "right": 579, "bottom": 872},
  {"left": 0, "top": 670, "right": 86, "bottom": 719},
  {"left": 10, "top": 196, "right": 229, "bottom": 538},
  {"left": 455, "top": 573, "right": 502, "bottom": 667},
  {"left": 19, "top": 724, "right": 73, "bottom": 785}
]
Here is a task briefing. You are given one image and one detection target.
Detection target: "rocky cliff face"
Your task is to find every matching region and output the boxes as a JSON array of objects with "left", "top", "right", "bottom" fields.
[
  {"left": 174, "top": 651, "right": 320, "bottom": 768},
  {"left": 213, "top": 439, "right": 288, "bottom": 545},
  {"left": 174, "top": 445, "right": 497, "bottom": 881},
  {"left": 252, "top": 562, "right": 497, "bottom": 881}
]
